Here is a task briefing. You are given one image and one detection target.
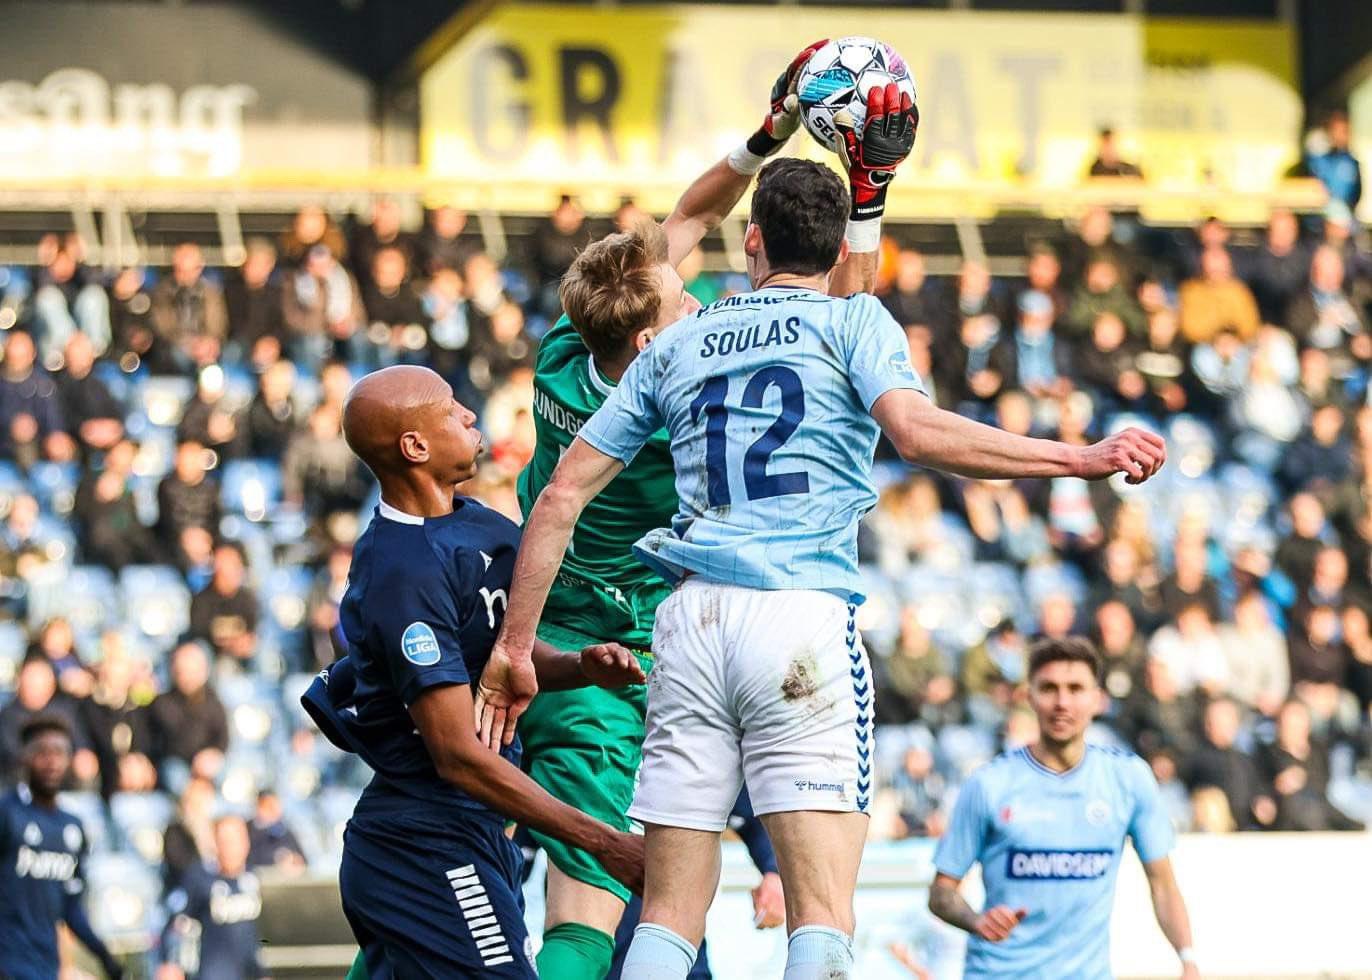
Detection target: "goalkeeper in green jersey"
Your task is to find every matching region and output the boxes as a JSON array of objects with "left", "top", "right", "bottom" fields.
[{"left": 472, "top": 37, "right": 914, "bottom": 978}]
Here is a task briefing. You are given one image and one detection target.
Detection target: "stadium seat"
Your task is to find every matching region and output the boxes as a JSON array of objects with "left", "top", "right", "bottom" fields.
[
  {"left": 56, "top": 790, "right": 111, "bottom": 855},
  {"left": 85, "top": 853, "right": 161, "bottom": 939},
  {"left": 109, "top": 791, "right": 176, "bottom": 864},
  {"left": 27, "top": 461, "right": 80, "bottom": 517},
  {"left": 26, "top": 564, "right": 119, "bottom": 634},
  {"left": 0, "top": 620, "right": 29, "bottom": 689},
  {"left": 136, "top": 376, "right": 195, "bottom": 428},
  {"left": 221, "top": 746, "right": 274, "bottom": 807},
  {"left": 1022, "top": 562, "right": 1087, "bottom": 609},
  {"left": 119, "top": 565, "right": 191, "bottom": 649},
  {"left": 967, "top": 562, "right": 1029, "bottom": 632},
  {"left": 218, "top": 674, "right": 283, "bottom": 747},
  {"left": 220, "top": 459, "right": 283, "bottom": 522},
  {"left": 936, "top": 725, "right": 998, "bottom": 779}
]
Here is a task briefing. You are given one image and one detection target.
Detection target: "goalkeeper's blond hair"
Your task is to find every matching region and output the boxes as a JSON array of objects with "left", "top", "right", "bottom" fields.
[{"left": 559, "top": 222, "right": 670, "bottom": 363}]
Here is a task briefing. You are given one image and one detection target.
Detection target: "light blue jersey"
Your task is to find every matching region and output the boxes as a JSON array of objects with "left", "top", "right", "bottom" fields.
[
  {"left": 933, "top": 744, "right": 1174, "bottom": 980},
  {"left": 578, "top": 286, "right": 923, "bottom": 602}
]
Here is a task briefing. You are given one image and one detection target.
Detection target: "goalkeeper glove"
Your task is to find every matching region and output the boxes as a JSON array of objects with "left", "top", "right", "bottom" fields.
[
  {"left": 835, "top": 81, "right": 918, "bottom": 225},
  {"left": 729, "top": 38, "right": 829, "bottom": 176}
]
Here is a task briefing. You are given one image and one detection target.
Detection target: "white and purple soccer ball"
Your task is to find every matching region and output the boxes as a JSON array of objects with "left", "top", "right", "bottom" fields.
[{"left": 795, "top": 36, "right": 917, "bottom": 153}]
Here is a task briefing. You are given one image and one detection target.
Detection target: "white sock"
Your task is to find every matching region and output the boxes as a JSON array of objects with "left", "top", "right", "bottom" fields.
[
  {"left": 621, "top": 923, "right": 697, "bottom": 980},
  {"left": 782, "top": 925, "right": 854, "bottom": 980}
]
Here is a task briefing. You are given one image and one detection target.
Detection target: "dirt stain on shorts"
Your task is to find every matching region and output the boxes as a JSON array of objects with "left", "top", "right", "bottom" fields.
[{"left": 781, "top": 654, "right": 820, "bottom": 702}]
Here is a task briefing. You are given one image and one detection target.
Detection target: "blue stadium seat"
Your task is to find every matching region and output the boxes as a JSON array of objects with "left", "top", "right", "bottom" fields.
[
  {"left": 92, "top": 361, "right": 136, "bottom": 407},
  {"left": 56, "top": 791, "right": 111, "bottom": 855},
  {"left": 967, "top": 562, "right": 1029, "bottom": 632},
  {"left": 221, "top": 746, "right": 274, "bottom": 807},
  {"left": 899, "top": 563, "right": 971, "bottom": 650},
  {"left": 218, "top": 675, "right": 283, "bottom": 747},
  {"left": 262, "top": 566, "right": 313, "bottom": 635},
  {"left": 0, "top": 461, "right": 27, "bottom": 511},
  {"left": 136, "top": 376, "right": 194, "bottom": 428},
  {"left": 937, "top": 725, "right": 998, "bottom": 779},
  {"left": 120, "top": 565, "right": 191, "bottom": 650},
  {"left": 1022, "top": 561, "right": 1087, "bottom": 609},
  {"left": 134, "top": 425, "right": 179, "bottom": 483},
  {"left": 109, "top": 791, "right": 176, "bottom": 864},
  {"left": 220, "top": 459, "right": 283, "bottom": 522},
  {"left": 26, "top": 564, "right": 118, "bottom": 634},
  {"left": 27, "top": 461, "right": 80, "bottom": 517},
  {"left": 85, "top": 853, "right": 161, "bottom": 939}
]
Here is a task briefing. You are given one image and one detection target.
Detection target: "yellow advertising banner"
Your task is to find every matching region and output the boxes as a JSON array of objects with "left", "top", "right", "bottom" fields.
[{"left": 420, "top": 6, "right": 1303, "bottom": 220}]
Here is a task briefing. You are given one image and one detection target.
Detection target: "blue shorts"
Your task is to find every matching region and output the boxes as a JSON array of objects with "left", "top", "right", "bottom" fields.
[{"left": 339, "top": 806, "right": 535, "bottom": 978}]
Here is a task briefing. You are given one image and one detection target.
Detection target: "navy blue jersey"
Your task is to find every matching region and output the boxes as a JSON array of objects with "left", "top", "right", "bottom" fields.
[
  {"left": 163, "top": 864, "right": 266, "bottom": 980},
  {"left": 302, "top": 497, "right": 520, "bottom": 821},
  {"left": 0, "top": 785, "right": 116, "bottom": 980}
]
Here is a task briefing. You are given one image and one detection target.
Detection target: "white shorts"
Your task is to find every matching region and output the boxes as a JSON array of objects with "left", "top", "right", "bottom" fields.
[{"left": 629, "top": 578, "right": 875, "bottom": 832}]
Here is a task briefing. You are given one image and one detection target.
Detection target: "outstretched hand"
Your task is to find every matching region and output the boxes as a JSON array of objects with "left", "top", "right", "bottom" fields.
[
  {"left": 579, "top": 643, "right": 647, "bottom": 689},
  {"left": 474, "top": 643, "right": 539, "bottom": 750},
  {"left": 1076, "top": 427, "right": 1167, "bottom": 485}
]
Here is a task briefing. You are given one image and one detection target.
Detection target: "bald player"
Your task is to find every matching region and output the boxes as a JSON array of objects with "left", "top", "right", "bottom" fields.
[{"left": 300, "top": 366, "right": 646, "bottom": 979}]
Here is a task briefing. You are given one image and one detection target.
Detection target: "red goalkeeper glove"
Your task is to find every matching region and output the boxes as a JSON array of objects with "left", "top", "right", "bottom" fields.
[{"left": 835, "top": 82, "right": 918, "bottom": 222}]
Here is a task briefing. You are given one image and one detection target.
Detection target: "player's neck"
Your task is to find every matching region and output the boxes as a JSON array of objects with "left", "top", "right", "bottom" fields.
[
  {"left": 24, "top": 782, "right": 58, "bottom": 809},
  {"left": 1028, "top": 737, "right": 1086, "bottom": 773},
  {"left": 594, "top": 353, "right": 631, "bottom": 383},
  {"left": 755, "top": 271, "right": 829, "bottom": 293},
  {"left": 379, "top": 476, "right": 455, "bottom": 519}
]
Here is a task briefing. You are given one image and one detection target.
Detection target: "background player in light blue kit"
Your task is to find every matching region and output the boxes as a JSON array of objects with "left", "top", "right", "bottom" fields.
[{"left": 930, "top": 638, "right": 1200, "bottom": 980}]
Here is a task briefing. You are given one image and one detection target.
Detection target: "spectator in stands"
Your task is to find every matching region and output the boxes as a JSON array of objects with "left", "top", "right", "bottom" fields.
[
  {"left": 1087, "top": 127, "right": 1142, "bottom": 178},
  {"left": 29, "top": 234, "right": 110, "bottom": 359},
  {"left": 1306, "top": 109, "right": 1362, "bottom": 214},
  {"left": 1276, "top": 492, "right": 1334, "bottom": 589},
  {"left": 1160, "top": 536, "right": 1223, "bottom": 622},
  {"left": 283, "top": 403, "right": 367, "bottom": 520},
  {"left": 151, "top": 242, "right": 229, "bottom": 374},
  {"left": 1285, "top": 245, "right": 1369, "bottom": 362},
  {"left": 962, "top": 479, "right": 1050, "bottom": 567},
  {"left": 1147, "top": 601, "right": 1229, "bottom": 697},
  {"left": 613, "top": 196, "right": 650, "bottom": 234},
  {"left": 109, "top": 266, "right": 157, "bottom": 367},
  {"left": 960, "top": 619, "right": 1027, "bottom": 724},
  {"left": 1295, "top": 347, "right": 1351, "bottom": 413},
  {"left": 27, "top": 616, "right": 86, "bottom": 693},
  {"left": 882, "top": 249, "right": 938, "bottom": 329},
  {"left": 873, "top": 609, "right": 957, "bottom": 727},
  {"left": 160, "top": 776, "right": 217, "bottom": 896},
  {"left": 350, "top": 198, "right": 416, "bottom": 295},
  {"left": 0, "top": 657, "right": 92, "bottom": 786},
  {"left": 177, "top": 366, "right": 242, "bottom": 462},
  {"left": 224, "top": 238, "right": 285, "bottom": 369},
  {"left": 465, "top": 299, "right": 534, "bottom": 398},
  {"left": 864, "top": 475, "right": 946, "bottom": 578},
  {"left": 1094, "top": 599, "right": 1145, "bottom": 707},
  {"left": 279, "top": 205, "right": 347, "bottom": 268},
  {"left": 1280, "top": 403, "right": 1352, "bottom": 496},
  {"left": 1178, "top": 247, "right": 1261, "bottom": 344},
  {"left": 1184, "top": 697, "right": 1272, "bottom": 831},
  {"left": 147, "top": 643, "right": 228, "bottom": 784},
  {"left": 189, "top": 541, "right": 259, "bottom": 665},
  {"left": 1342, "top": 604, "right": 1372, "bottom": 721},
  {"left": 1219, "top": 590, "right": 1289, "bottom": 717},
  {"left": 1120, "top": 656, "right": 1201, "bottom": 759},
  {"left": 1062, "top": 206, "right": 1132, "bottom": 284},
  {"left": 1035, "top": 592, "right": 1079, "bottom": 642},
  {"left": 282, "top": 244, "right": 365, "bottom": 364},
  {"left": 1022, "top": 243, "right": 1069, "bottom": 325},
  {"left": 939, "top": 311, "right": 1010, "bottom": 413},
  {"left": 0, "top": 329, "right": 75, "bottom": 466},
  {"left": 80, "top": 639, "right": 156, "bottom": 799},
  {"left": 1262, "top": 697, "right": 1363, "bottom": 831},
  {"left": 424, "top": 267, "right": 471, "bottom": 388},
  {"left": 1005, "top": 290, "right": 1072, "bottom": 399},
  {"left": 1076, "top": 311, "right": 1146, "bottom": 410},
  {"left": 462, "top": 251, "right": 509, "bottom": 320},
  {"left": 1289, "top": 603, "right": 1347, "bottom": 697},
  {"left": 73, "top": 438, "right": 162, "bottom": 569},
  {"left": 247, "top": 790, "right": 306, "bottom": 873},
  {"left": 1246, "top": 209, "right": 1309, "bottom": 325},
  {"left": 1066, "top": 255, "right": 1144, "bottom": 340},
  {"left": 242, "top": 358, "right": 298, "bottom": 459},
  {"left": 157, "top": 439, "right": 221, "bottom": 574},
  {"left": 420, "top": 205, "right": 477, "bottom": 275},
  {"left": 54, "top": 331, "right": 123, "bottom": 455},
  {"left": 1044, "top": 394, "right": 1113, "bottom": 562},
  {"left": 942, "top": 258, "right": 1006, "bottom": 331},
  {"left": 0, "top": 492, "right": 62, "bottom": 587},
  {"left": 532, "top": 193, "right": 588, "bottom": 317},
  {"left": 889, "top": 742, "right": 947, "bottom": 838},
  {"left": 1301, "top": 545, "right": 1363, "bottom": 616},
  {"left": 360, "top": 245, "right": 429, "bottom": 365},
  {"left": 1134, "top": 309, "right": 1191, "bottom": 413},
  {"left": 306, "top": 543, "right": 351, "bottom": 669},
  {"left": 1180, "top": 216, "right": 1235, "bottom": 280},
  {"left": 1091, "top": 538, "right": 1164, "bottom": 633}
]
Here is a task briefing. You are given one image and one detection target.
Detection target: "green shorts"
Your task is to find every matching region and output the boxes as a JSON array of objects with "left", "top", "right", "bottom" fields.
[{"left": 522, "top": 621, "right": 652, "bottom": 903}]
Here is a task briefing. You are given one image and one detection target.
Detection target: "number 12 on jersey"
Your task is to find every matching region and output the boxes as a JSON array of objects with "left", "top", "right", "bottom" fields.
[{"left": 689, "top": 366, "right": 810, "bottom": 507}]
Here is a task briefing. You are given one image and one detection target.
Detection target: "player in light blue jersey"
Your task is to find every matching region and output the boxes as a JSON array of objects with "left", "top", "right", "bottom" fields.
[
  {"left": 931, "top": 638, "right": 1200, "bottom": 980},
  {"left": 487, "top": 159, "right": 1166, "bottom": 980}
]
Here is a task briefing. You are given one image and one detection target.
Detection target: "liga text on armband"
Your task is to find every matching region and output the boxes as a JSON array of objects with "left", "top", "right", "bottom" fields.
[{"left": 1006, "top": 849, "right": 1113, "bottom": 880}]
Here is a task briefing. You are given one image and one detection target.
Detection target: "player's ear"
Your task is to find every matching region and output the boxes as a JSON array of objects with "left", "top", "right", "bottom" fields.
[
  {"left": 398, "top": 429, "right": 430, "bottom": 464},
  {"left": 743, "top": 222, "right": 763, "bottom": 258},
  {"left": 834, "top": 239, "right": 851, "bottom": 269},
  {"left": 634, "top": 328, "right": 654, "bottom": 352}
]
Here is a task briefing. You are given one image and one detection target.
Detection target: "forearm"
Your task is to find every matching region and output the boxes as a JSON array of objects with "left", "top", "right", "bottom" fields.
[
  {"left": 65, "top": 897, "right": 119, "bottom": 974},
  {"left": 498, "top": 485, "right": 583, "bottom": 660},
  {"left": 829, "top": 249, "right": 878, "bottom": 298},
  {"left": 1150, "top": 880, "right": 1194, "bottom": 954},
  {"left": 928, "top": 881, "right": 981, "bottom": 934},
  {"left": 438, "top": 746, "right": 609, "bottom": 854},
  {"left": 531, "top": 639, "right": 588, "bottom": 691},
  {"left": 663, "top": 157, "right": 753, "bottom": 266},
  {"left": 900, "top": 403, "right": 1080, "bottom": 479}
]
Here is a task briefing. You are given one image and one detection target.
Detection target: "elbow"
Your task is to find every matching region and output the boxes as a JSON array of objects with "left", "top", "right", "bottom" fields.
[{"left": 540, "top": 472, "right": 590, "bottom": 522}]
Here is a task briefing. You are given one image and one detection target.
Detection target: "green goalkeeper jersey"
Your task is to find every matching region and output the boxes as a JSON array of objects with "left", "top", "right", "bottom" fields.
[{"left": 517, "top": 315, "right": 677, "bottom": 649}]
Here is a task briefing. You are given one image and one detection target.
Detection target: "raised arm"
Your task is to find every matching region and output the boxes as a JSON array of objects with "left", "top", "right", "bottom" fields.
[
  {"left": 1143, "top": 857, "right": 1200, "bottom": 980},
  {"left": 475, "top": 436, "right": 625, "bottom": 746},
  {"left": 870, "top": 388, "right": 1165, "bottom": 484},
  {"left": 662, "top": 40, "right": 829, "bottom": 267}
]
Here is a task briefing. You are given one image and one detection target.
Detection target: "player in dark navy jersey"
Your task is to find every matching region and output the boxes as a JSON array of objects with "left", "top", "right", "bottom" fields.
[
  {"left": 301, "top": 365, "right": 644, "bottom": 979},
  {"left": 0, "top": 715, "right": 123, "bottom": 980}
]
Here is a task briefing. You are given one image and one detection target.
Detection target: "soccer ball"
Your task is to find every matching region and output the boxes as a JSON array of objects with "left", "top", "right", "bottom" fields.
[{"left": 795, "top": 36, "right": 917, "bottom": 154}]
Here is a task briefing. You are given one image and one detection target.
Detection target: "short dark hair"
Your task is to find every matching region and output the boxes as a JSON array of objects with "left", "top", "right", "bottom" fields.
[
  {"left": 750, "top": 159, "right": 849, "bottom": 276},
  {"left": 20, "top": 714, "right": 72, "bottom": 747},
  {"left": 1027, "top": 637, "right": 1102, "bottom": 684}
]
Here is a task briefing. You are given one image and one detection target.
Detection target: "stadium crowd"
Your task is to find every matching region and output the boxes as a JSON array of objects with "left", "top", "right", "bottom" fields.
[{"left": 0, "top": 124, "right": 1368, "bottom": 960}]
